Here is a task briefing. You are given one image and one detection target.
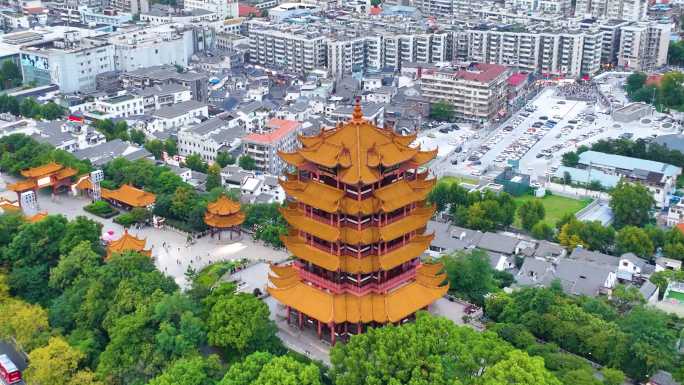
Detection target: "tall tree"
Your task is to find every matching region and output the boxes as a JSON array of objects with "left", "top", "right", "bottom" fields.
[
  {"left": 430, "top": 100, "right": 454, "bottom": 121},
  {"left": 25, "top": 336, "right": 84, "bottom": 385},
  {"left": 147, "top": 355, "right": 222, "bottom": 385},
  {"left": 205, "top": 285, "right": 281, "bottom": 357},
  {"left": 239, "top": 155, "right": 257, "bottom": 171},
  {"left": 216, "top": 151, "right": 235, "bottom": 168},
  {"left": 219, "top": 352, "right": 321, "bottom": 385},
  {"left": 615, "top": 226, "right": 654, "bottom": 258},
  {"left": 49, "top": 241, "right": 102, "bottom": 291},
  {"left": 184, "top": 153, "right": 208, "bottom": 173},
  {"left": 205, "top": 164, "right": 222, "bottom": 191},
  {"left": 609, "top": 181, "right": 654, "bottom": 228},
  {"left": 59, "top": 216, "right": 103, "bottom": 256},
  {"left": 518, "top": 200, "right": 546, "bottom": 231},
  {"left": 0, "top": 299, "right": 50, "bottom": 352},
  {"left": 443, "top": 249, "right": 498, "bottom": 305}
]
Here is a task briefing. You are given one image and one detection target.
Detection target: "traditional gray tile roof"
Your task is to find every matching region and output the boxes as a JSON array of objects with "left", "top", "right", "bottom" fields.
[
  {"left": 427, "top": 220, "right": 482, "bottom": 253},
  {"left": 74, "top": 139, "right": 152, "bottom": 166},
  {"left": 569, "top": 247, "right": 619, "bottom": 267},
  {"left": 477, "top": 233, "right": 519, "bottom": 255},
  {"left": 534, "top": 241, "right": 564, "bottom": 259},
  {"left": 555, "top": 258, "right": 614, "bottom": 297},
  {"left": 516, "top": 258, "right": 555, "bottom": 287},
  {"left": 620, "top": 252, "right": 650, "bottom": 270}
]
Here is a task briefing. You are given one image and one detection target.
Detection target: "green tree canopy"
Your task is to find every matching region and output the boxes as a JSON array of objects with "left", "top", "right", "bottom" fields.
[
  {"left": 518, "top": 200, "right": 545, "bottom": 231},
  {"left": 205, "top": 283, "right": 282, "bottom": 357},
  {"left": 239, "top": 155, "right": 257, "bottom": 171},
  {"left": 610, "top": 181, "right": 654, "bottom": 228},
  {"left": 615, "top": 226, "right": 654, "bottom": 258},
  {"left": 147, "top": 355, "right": 222, "bottom": 385},
  {"left": 219, "top": 352, "right": 321, "bottom": 385},
  {"left": 216, "top": 151, "right": 236, "bottom": 168},
  {"left": 205, "top": 163, "right": 222, "bottom": 191},
  {"left": 430, "top": 100, "right": 454, "bottom": 121},
  {"left": 481, "top": 350, "right": 562, "bottom": 385},
  {"left": 331, "top": 312, "right": 513, "bottom": 385},
  {"left": 184, "top": 153, "right": 208, "bottom": 173},
  {"left": 443, "top": 249, "right": 500, "bottom": 305}
]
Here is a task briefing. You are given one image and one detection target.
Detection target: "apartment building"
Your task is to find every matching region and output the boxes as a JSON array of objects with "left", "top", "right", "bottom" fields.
[
  {"left": 242, "top": 119, "right": 302, "bottom": 175},
  {"left": 575, "top": 0, "right": 647, "bottom": 21},
  {"left": 183, "top": 0, "right": 238, "bottom": 19},
  {"left": 327, "top": 37, "right": 367, "bottom": 77},
  {"left": 109, "top": 0, "right": 149, "bottom": 14},
  {"left": 248, "top": 22, "right": 327, "bottom": 74},
  {"left": 505, "top": 0, "right": 571, "bottom": 14},
  {"left": 582, "top": 19, "right": 630, "bottom": 67},
  {"left": 462, "top": 28, "right": 541, "bottom": 73},
  {"left": 419, "top": 63, "right": 509, "bottom": 121},
  {"left": 618, "top": 21, "right": 670, "bottom": 71},
  {"left": 458, "top": 25, "right": 603, "bottom": 78},
  {"left": 177, "top": 117, "right": 242, "bottom": 163},
  {"left": 20, "top": 32, "right": 115, "bottom": 93},
  {"left": 411, "top": 0, "right": 454, "bottom": 17}
]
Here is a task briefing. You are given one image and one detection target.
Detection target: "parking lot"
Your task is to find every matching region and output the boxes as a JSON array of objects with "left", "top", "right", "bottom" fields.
[{"left": 426, "top": 77, "right": 681, "bottom": 182}]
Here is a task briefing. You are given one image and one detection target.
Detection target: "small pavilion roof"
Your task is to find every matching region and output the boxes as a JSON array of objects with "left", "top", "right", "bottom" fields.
[
  {"left": 26, "top": 212, "right": 47, "bottom": 223},
  {"left": 206, "top": 195, "right": 241, "bottom": 216},
  {"left": 204, "top": 196, "right": 245, "bottom": 228},
  {"left": 107, "top": 230, "right": 151, "bottom": 259}
]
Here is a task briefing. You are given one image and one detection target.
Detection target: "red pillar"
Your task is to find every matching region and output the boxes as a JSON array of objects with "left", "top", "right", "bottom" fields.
[
  {"left": 298, "top": 311, "right": 303, "bottom": 329},
  {"left": 330, "top": 322, "right": 336, "bottom": 345},
  {"left": 317, "top": 320, "right": 322, "bottom": 338}
]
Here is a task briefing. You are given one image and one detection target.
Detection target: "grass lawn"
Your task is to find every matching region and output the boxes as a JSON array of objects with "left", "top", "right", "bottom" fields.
[
  {"left": 440, "top": 175, "right": 479, "bottom": 186},
  {"left": 513, "top": 194, "right": 592, "bottom": 228},
  {"left": 194, "top": 261, "right": 240, "bottom": 289}
]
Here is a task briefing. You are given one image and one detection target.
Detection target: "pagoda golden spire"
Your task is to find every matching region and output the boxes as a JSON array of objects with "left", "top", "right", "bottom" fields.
[{"left": 351, "top": 97, "right": 364, "bottom": 123}]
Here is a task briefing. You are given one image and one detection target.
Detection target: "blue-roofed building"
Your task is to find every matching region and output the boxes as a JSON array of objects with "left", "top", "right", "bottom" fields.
[
  {"left": 554, "top": 165, "right": 621, "bottom": 189},
  {"left": 576, "top": 151, "right": 681, "bottom": 208}
]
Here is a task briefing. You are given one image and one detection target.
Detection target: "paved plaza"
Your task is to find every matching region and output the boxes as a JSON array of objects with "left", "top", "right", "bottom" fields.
[{"left": 0, "top": 174, "right": 289, "bottom": 289}]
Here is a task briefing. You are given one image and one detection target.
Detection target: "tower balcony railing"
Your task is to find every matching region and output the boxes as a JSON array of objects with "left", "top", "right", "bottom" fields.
[
  {"left": 294, "top": 263, "right": 417, "bottom": 295},
  {"left": 306, "top": 235, "right": 410, "bottom": 258}
]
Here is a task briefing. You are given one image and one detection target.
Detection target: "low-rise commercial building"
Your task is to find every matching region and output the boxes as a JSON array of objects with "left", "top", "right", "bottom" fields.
[
  {"left": 577, "top": 150, "right": 681, "bottom": 208},
  {"left": 20, "top": 32, "right": 115, "bottom": 93}
]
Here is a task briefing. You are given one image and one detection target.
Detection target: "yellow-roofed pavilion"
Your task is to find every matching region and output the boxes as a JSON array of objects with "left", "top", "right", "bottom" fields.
[
  {"left": 204, "top": 195, "right": 245, "bottom": 240},
  {"left": 269, "top": 100, "right": 447, "bottom": 344},
  {"left": 106, "top": 230, "right": 151, "bottom": 260}
]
